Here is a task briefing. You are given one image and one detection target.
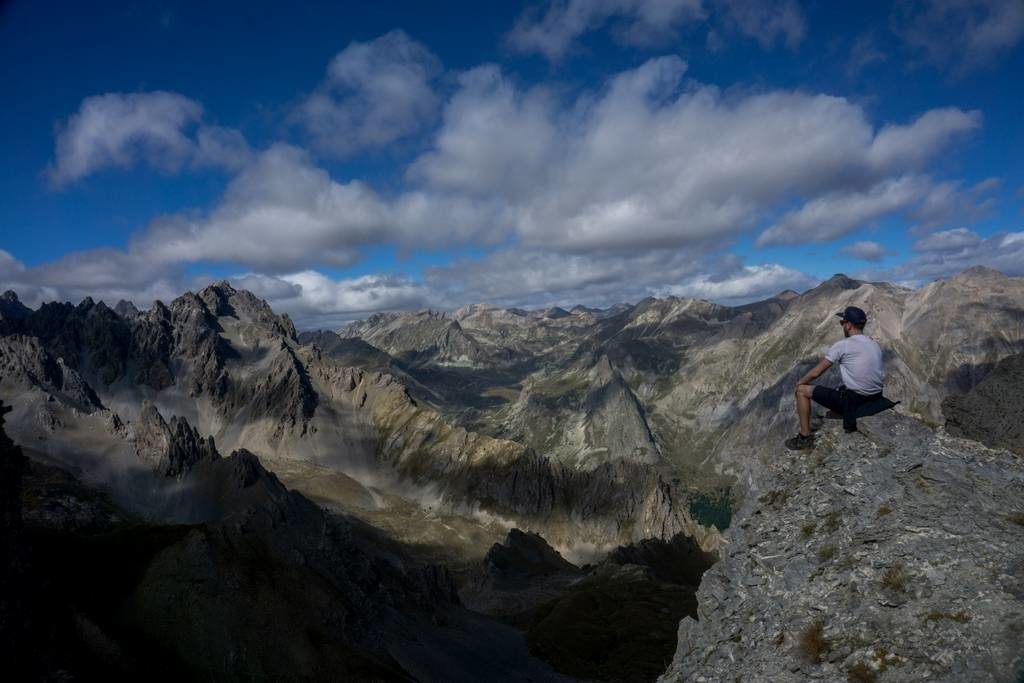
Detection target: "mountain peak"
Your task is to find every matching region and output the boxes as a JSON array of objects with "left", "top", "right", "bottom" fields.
[
  {"left": 806, "top": 273, "right": 862, "bottom": 295},
  {"left": 954, "top": 265, "right": 1006, "bottom": 281},
  {"left": 198, "top": 280, "right": 239, "bottom": 316},
  {"left": 205, "top": 279, "right": 237, "bottom": 294},
  {"left": 824, "top": 273, "right": 860, "bottom": 288},
  {"left": 0, "top": 290, "right": 31, "bottom": 321},
  {"left": 114, "top": 300, "right": 140, "bottom": 319},
  {"left": 542, "top": 306, "right": 571, "bottom": 319}
]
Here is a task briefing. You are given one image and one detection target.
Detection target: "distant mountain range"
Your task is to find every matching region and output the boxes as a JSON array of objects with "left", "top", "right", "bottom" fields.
[
  {"left": 2, "top": 266, "right": 1023, "bottom": 548},
  {"left": 4, "top": 265, "right": 1024, "bottom": 680},
  {"left": 335, "top": 265, "right": 1024, "bottom": 487}
]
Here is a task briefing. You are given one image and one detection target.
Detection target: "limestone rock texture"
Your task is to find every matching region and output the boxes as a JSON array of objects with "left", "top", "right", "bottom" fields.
[
  {"left": 659, "top": 410, "right": 1024, "bottom": 682},
  {"left": 943, "top": 352, "right": 1024, "bottom": 456},
  {"left": 132, "top": 401, "right": 220, "bottom": 477}
]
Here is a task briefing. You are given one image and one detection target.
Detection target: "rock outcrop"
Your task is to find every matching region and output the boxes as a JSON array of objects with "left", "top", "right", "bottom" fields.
[
  {"left": 340, "top": 309, "right": 488, "bottom": 367},
  {"left": 0, "top": 335, "right": 104, "bottom": 411},
  {"left": 0, "top": 290, "right": 31, "bottom": 325},
  {"left": 132, "top": 402, "right": 220, "bottom": 477},
  {"left": 660, "top": 411, "right": 1024, "bottom": 682},
  {"left": 479, "top": 528, "right": 582, "bottom": 592},
  {"left": 463, "top": 527, "right": 718, "bottom": 682},
  {"left": 942, "top": 352, "right": 1024, "bottom": 456}
]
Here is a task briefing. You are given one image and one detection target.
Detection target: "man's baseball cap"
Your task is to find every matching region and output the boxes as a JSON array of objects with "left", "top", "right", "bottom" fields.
[{"left": 836, "top": 306, "right": 867, "bottom": 325}]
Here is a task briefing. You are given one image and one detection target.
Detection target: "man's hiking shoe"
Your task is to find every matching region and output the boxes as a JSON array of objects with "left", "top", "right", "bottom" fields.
[
  {"left": 785, "top": 433, "right": 815, "bottom": 451},
  {"left": 844, "top": 426, "right": 858, "bottom": 434}
]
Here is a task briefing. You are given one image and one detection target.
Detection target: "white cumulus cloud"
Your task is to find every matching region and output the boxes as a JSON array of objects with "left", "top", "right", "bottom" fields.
[
  {"left": 912, "top": 227, "right": 983, "bottom": 252},
  {"left": 859, "top": 228, "right": 1024, "bottom": 282},
  {"left": 49, "top": 91, "right": 250, "bottom": 186},
  {"left": 130, "top": 143, "right": 511, "bottom": 273},
  {"left": 506, "top": 0, "right": 806, "bottom": 61},
  {"left": 895, "top": 0, "right": 1024, "bottom": 75},
  {"left": 293, "top": 30, "right": 442, "bottom": 157},
  {"left": 840, "top": 241, "right": 888, "bottom": 262},
  {"left": 415, "top": 56, "right": 979, "bottom": 253},
  {"left": 659, "top": 262, "right": 815, "bottom": 303},
  {"left": 757, "top": 176, "right": 931, "bottom": 247}
]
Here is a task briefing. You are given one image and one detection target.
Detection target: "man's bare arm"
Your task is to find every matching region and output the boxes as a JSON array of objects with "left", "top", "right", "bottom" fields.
[{"left": 797, "top": 358, "right": 832, "bottom": 386}]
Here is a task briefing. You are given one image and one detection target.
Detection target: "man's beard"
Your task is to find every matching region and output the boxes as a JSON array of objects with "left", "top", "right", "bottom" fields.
[{"left": 843, "top": 327, "right": 850, "bottom": 338}]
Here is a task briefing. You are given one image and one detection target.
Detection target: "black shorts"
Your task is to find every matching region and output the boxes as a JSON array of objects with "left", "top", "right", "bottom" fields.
[{"left": 811, "top": 385, "right": 882, "bottom": 413}]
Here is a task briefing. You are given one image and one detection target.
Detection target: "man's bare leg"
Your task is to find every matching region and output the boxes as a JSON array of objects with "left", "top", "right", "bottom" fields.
[{"left": 795, "top": 385, "right": 814, "bottom": 437}]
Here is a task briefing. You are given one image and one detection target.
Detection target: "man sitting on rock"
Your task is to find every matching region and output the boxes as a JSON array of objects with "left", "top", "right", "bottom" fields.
[{"left": 787, "top": 306, "right": 885, "bottom": 450}]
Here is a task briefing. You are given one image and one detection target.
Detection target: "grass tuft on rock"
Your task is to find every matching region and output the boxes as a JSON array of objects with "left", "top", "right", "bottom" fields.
[
  {"left": 759, "top": 489, "right": 789, "bottom": 508},
  {"left": 800, "top": 521, "right": 817, "bottom": 539},
  {"left": 881, "top": 563, "right": 909, "bottom": 593},
  {"left": 846, "top": 661, "right": 878, "bottom": 683},
  {"left": 923, "top": 610, "right": 971, "bottom": 623},
  {"left": 798, "top": 620, "right": 830, "bottom": 664}
]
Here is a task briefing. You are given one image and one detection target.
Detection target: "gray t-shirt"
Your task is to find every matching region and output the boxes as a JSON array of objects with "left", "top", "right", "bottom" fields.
[{"left": 825, "top": 334, "right": 884, "bottom": 394}]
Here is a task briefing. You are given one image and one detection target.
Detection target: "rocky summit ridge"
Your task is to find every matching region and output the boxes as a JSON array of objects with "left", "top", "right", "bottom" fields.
[{"left": 660, "top": 410, "right": 1024, "bottom": 682}]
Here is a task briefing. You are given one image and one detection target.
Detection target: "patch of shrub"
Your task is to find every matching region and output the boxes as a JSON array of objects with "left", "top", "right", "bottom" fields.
[
  {"left": 876, "top": 504, "right": 892, "bottom": 516},
  {"left": 846, "top": 662, "right": 878, "bottom": 683},
  {"left": 1008, "top": 512, "right": 1024, "bottom": 526},
  {"left": 923, "top": 610, "right": 971, "bottom": 623},
  {"left": 823, "top": 510, "right": 842, "bottom": 533},
  {"left": 798, "top": 620, "right": 830, "bottom": 664},
  {"left": 881, "top": 563, "right": 908, "bottom": 593},
  {"left": 759, "top": 489, "right": 789, "bottom": 508},
  {"left": 800, "top": 521, "right": 817, "bottom": 539},
  {"left": 817, "top": 545, "right": 837, "bottom": 563}
]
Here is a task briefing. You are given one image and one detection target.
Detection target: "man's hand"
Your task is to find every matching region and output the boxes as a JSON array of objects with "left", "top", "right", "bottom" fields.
[{"left": 796, "top": 358, "right": 832, "bottom": 388}]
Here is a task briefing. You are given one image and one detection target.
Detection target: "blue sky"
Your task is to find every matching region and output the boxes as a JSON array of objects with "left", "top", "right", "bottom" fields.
[{"left": 1, "top": 0, "right": 1022, "bottom": 327}]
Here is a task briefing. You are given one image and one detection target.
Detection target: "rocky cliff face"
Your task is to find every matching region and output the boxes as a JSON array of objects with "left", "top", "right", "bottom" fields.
[
  {"left": 132, "top": 401, "right": 220, "bottom": 477},
  {"left": 0, "top": 290, "right": 31, "bottom": 323},
  {"left": 660, "top": 411, "right": 1024, "bottom": 682},
  {"left": 942, "top": 352, "right": 1024, "bottom": 456},
  {"left": 0, "top": 335, "right": 104, "bottom": 412},
  {"left": 341, "top": 309, "right": 489, "bottom": 367},
  {"left": 463, "top": 527, "right": 718, "bottom": 682}
]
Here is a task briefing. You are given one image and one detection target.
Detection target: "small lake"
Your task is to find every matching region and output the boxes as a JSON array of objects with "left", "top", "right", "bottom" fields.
[{"left": 687, "top": 489, "right": 732, "bottom": 530}]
